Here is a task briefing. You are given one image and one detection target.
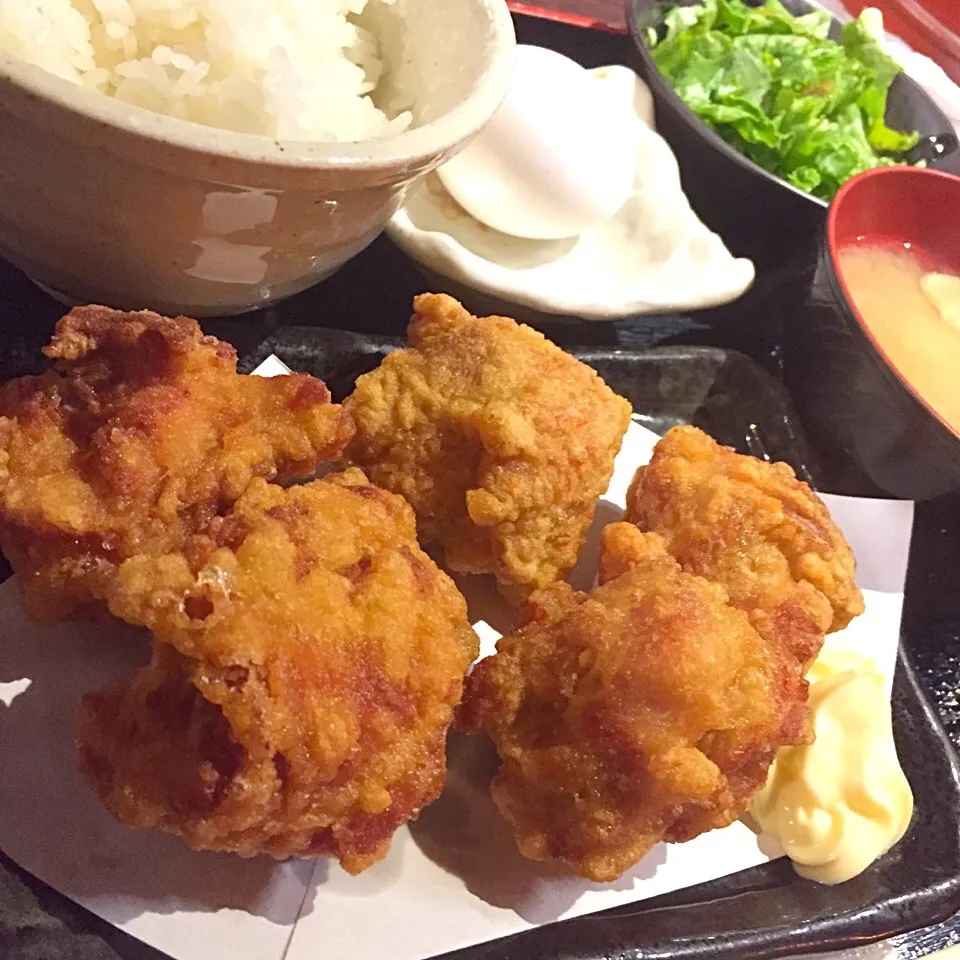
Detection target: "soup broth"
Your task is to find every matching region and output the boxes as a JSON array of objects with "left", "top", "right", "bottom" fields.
[{"left": 836, "top": 242, "right": 960, "bottom": 435}]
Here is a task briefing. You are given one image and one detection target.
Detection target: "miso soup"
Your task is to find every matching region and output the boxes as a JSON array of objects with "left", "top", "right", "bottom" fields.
[{"left": 836, "top": 243, "right": 960, "bottom": 435}]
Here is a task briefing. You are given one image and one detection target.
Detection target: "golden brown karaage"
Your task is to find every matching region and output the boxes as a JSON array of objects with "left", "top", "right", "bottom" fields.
[
  {"left": 0, "top": 306, "right": 353, "bottom": 620},
  {"left": 77, "top": 470, "right": 479, "bottom": 873},
  {"left": 344, "top": 294, "right": 632, "bottom": 598},
  {"left": 625, "top": 426, "right": 863, "bottom": 667},
  {"left": 459, "top": 523, "right": 809, "bottom": 882}
]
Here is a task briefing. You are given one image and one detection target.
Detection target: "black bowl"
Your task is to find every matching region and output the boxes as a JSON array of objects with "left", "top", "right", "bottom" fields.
[
  {"left": 783, "top": 165, "right": 960, "bottom": 500},
  {"left": 625, "top": 0, "right": 960, "bottom": 273}
]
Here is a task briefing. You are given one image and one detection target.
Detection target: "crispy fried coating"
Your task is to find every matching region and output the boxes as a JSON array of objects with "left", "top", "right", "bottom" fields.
[
  {"left": 625, "top": 426, "right": 863, "bottom": 667},
  {"left": 344, "top": 294, "right": 632, "bottom": 597},
  {"left": 459, "top": 524, "right": 809, "bottom": 883},
  {"left": 0, "top": 306, "right": 354, "bottom": 620},
  {"left": 77, "top": 470, "right": 478, "bottom": 873}
]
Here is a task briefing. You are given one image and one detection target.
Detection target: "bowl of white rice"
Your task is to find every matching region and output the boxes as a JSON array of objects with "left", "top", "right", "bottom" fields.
[{"left": 0, "top": 0, "right": 515, "bottom": 316}]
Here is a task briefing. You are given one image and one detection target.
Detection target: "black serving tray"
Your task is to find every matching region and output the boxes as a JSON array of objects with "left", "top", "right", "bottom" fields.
[{"left": 3, "top": 328, "right": 960, "bottom": 960}]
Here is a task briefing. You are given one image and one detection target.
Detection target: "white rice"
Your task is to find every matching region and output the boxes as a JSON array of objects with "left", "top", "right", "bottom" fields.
[{"left": 0, "top": 0, "right": 412, "bottom": 141}]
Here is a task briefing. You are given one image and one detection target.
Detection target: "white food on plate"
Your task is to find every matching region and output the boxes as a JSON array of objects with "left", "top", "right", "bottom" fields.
[
  {"left": 0, "top": 0, "right": 410, "bottom": 141},
  {"left": 437, "top": 45, "right": 636, "bottom": 240},
  {"left": 388, "top": 61, "right": 755, "bottom": 320}
]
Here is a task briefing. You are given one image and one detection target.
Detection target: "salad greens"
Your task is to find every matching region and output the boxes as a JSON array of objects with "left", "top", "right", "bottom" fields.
[{"left": 646, "top": 0, "right": 920, "bottom": 200}]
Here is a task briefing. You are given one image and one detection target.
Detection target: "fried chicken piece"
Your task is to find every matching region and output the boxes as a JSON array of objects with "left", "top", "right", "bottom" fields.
[
  {"left": 344, "top": 294, "right": 632, "bottom": 598},
  {"left": 459, "top": 524, "right": 809, "bottom": 883},
  {"left": 77, "top": 470, "right": 478, "bottom": 873},
  {"left": 625, "top": 426, "right": 863, "bottom": 668},
  {"left": 0, "top": 306, "right": 354, "bottom": 620}
]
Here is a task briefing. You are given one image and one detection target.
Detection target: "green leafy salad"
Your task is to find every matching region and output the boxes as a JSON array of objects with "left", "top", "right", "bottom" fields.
[{"left": 646, "top": 0, "right": 920, "bottom": 200}]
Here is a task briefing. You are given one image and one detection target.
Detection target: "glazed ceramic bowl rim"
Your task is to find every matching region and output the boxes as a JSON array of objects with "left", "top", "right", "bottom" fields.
[
  {"left": 826, "top": 164, "right": 960, "bottom": 443},
  {"left": 0, "top": 0, "right": 516, "bottom": 172}
]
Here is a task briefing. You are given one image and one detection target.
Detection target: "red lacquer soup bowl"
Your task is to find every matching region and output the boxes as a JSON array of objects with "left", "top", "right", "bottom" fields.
[{"left": 784, "top": 166, "right": 960, "bottom": 500}]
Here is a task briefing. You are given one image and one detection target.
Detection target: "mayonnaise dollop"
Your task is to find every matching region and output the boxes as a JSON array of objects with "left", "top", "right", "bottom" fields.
[{"left": 750, "top": 652, "right": 914, "bottom": 885}]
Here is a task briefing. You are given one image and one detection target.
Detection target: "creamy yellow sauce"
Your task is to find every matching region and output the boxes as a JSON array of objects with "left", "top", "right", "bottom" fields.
[
  {"left": 837, "top": 245, "right": 960, "bottom": 435},
  {"left": 750, "top": 651, "right": 914, "bottom": 885}
]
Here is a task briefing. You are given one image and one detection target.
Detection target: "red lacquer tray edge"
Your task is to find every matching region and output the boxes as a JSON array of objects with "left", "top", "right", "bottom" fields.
[{"left": 507, "top": 1, "right": 628, "bottom": 33}]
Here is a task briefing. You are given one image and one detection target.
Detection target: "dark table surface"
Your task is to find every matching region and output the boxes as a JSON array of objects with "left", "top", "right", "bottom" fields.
[{"left": 1, "top": 13, "right": 960, "bottom": 960}]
